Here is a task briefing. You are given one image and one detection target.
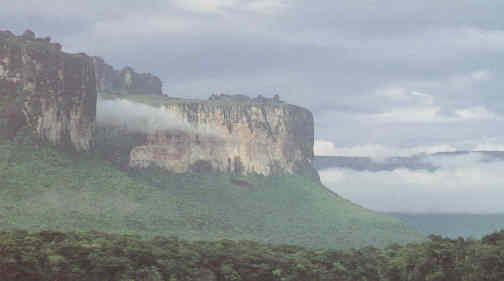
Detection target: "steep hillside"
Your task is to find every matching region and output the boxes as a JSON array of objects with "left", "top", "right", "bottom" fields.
[{"left": 0, "top": 136, "right": 422, "bottom": 249}]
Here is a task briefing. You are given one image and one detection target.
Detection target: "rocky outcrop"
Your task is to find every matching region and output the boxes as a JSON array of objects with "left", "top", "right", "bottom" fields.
[
  {"left": 0, "top": 30, "right": 96, "bottom": 151},
  {"left": 116, "top": 97, "right": 314, "bottom": 176},
  {"left": 92, "top": 57, "right": 163, "bottom": 96}
]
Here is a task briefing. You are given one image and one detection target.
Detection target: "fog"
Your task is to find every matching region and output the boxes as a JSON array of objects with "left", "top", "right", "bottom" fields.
[
  {"left": 319, "top": 153, "right": 504, "bottom": 214},
  {"left": 96, "top": 98, "right": 193, "bottom": 134}
]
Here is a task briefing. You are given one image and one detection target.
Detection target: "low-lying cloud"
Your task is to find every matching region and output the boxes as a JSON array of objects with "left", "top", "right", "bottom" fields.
[
  {"left": 96, "top": 97, "right": 230, "bottom": 138},
  {"left": 97, "top": 98, "right": 193, "bottom": 134},
  {"left": 319, "top": 153, "right": 504, "bottom": 214}
]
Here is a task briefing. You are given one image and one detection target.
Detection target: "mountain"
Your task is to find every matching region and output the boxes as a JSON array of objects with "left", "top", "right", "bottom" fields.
[
  {"left": 0, "top": 137, "right": 422, "bottom": 249},
  {"left": 97, "top": 94, "right": 315, "bottom": 177},
  {"left": 0, "top": 30, "right": 423, "bottom": 250}
]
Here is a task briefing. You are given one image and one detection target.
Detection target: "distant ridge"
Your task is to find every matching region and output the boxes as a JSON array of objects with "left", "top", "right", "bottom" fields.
[{"left": 313, "top": 150, "right": 504, "bottom": 172}]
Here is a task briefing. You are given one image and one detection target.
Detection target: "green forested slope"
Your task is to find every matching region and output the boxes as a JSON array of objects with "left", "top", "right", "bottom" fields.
[{"left": 0, "top": 137, "right": 422, "bottom": 249}]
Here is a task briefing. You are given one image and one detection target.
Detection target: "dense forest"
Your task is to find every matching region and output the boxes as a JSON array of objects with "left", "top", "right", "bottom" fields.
[{"left": 1, "top": 229, "right": 504, "bottom": 281}]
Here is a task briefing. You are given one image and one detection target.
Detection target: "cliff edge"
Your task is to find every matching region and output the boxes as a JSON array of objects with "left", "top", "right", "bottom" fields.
[
  {"left": 0, "top": 29, "right": 314, "bottom": 174},
  {"left": 98, "top": 94, "right": 315, "bottom": 176},
  {"left": 0, "top": 30, "right": 96, "bottom": 151}
]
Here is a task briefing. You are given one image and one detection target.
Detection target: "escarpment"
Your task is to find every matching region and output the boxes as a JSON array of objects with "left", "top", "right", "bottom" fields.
[
  {"left": 0, "top": 29, "right": 314, "bottom": 175},
  {"left": 98, "top": 95, "right": 315, "bottom": 176},
  {"left": 0, "top": 30, "right": 96, "bottom": 151},
  {"left": 92, "top": 56, "right": 163, "bottom": 96}
]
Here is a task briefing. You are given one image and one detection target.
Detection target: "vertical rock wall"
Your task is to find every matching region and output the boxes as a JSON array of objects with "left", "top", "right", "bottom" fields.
[
  {"left": 0, "top": 30, "right": 96, "bottom": 151},
  {"left": 126, "top": 99, "right": 314, "bottom": 176}
]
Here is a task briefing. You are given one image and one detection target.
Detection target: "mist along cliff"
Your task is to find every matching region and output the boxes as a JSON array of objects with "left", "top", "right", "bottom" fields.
[
  {"left": 0, "top": 30, "right": 96, "bottom": 151},
  {"left": 98, "top": 94, "right": 315, "bottom": 176},
  {"left": 92, "top": 56, "right": 162, "bottom": 96}
]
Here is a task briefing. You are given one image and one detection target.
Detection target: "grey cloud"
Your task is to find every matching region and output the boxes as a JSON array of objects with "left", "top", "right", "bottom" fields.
[
  {"left": 3, "top": 0, "right": 504, "bottom": 151},
  {"left": 6, "top": 1, "right": 504, "bottom": 216}
]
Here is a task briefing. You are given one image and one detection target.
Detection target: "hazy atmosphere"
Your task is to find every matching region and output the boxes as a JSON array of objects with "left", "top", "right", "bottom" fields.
[
  {"left": 3, "top": 0, "right": 504, "bottom": 214},
  {"left": 5, "top": 1, "right": 504, "bottom": 279}
]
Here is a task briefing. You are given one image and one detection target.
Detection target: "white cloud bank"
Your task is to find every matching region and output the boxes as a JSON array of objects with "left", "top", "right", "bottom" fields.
[
  {"left": 319, "top": 154, "right": 504, "bottom": 214},
  {"left": 96, "top": 98, "right": 227, "bottom": 137},
  {"left": 97, "top": 98, "right": 192, "bottom": 133}
]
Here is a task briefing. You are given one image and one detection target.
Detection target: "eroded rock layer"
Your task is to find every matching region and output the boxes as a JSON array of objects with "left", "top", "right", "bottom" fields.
[
  {"left": 92, "top": 57, "right": 163, "bottom": 96},
  {"left": 126, "top": 99, "right": 314, "bottom": 176},
  {"left": 0, "top": 30, "right": 96, "bottom": 151}
]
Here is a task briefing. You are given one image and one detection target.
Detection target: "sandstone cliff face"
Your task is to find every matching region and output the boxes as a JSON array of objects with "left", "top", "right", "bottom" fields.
[
  {"left": 125, "top": 99, "right": 314, "bottom": 176},
  {"left": 0, "top": 30, "right": 96, "bottom": 151},
  {"left": 92, "top": 57, "right": 163, "bottom": 96}
]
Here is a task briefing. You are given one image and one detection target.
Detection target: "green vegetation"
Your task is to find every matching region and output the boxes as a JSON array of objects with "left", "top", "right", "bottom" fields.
[
  {"left": 2, "top": 230, "right": 504, "bottom": 281},
  {"left": 0, "top": 230, "right": 382, "bottom": 281},
  {"left": 0, "top": 136, "right": 421, "bottom": 249}
]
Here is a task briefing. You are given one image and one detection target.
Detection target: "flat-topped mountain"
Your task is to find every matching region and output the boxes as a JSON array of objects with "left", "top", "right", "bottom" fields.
[
  {"left": 98, "top": 94, "right": 315, "bottom": 176},
  {"left": 0, "top": 29, "right": 423, "bottom": 250}
]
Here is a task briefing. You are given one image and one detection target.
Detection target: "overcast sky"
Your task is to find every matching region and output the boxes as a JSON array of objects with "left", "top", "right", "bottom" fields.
[
  {"left": 3, "top": 0, "right": 504, "bottom": 155},
  {"left": 3, "top": 0, "right": 504, "bottom": 213}
]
